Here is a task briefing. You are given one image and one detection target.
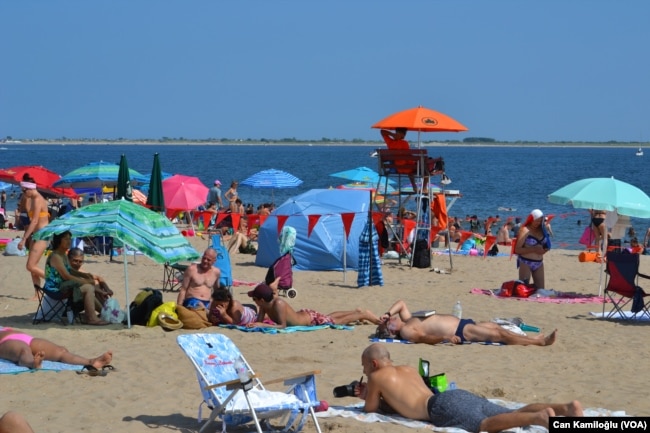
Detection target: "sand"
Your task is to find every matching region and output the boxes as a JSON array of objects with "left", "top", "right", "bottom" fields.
[{"left": 0, "top": 228, "right": 647, "bottom": 433}]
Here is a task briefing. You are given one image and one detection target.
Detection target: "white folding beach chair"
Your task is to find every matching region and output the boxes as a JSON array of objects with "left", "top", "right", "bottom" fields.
[{"left": 177, "top": 333, "right": 322, "bottom": 433}]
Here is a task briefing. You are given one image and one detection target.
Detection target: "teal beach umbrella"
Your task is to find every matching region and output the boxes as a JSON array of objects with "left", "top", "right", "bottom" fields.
[
  {"left": 32, "top": 199, "right": 200, "bottom": 327},
  {"left": 53, "top": 161, "right": 148, "bottom": 190},
  {"left": 548, "top": 177, "right": 650, "bottom": 218},
  {"left": 116, "top": 154, "right": 133, "bottom": 202},
  {"left": 146, "top": 153, "right": 165, "bottom": 213}
]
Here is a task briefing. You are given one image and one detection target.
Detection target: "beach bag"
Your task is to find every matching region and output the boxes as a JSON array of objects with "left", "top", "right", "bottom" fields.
[
  {"left": 413, "top": 239, "right": 431, "bottom": 268},
  {"left": 129, "top": 289, "right": 163, "bottom": 326},
  {"left": 499, "top": 280, "right": 517, "bottom": 297},
  {"left": 147, "top": 301, "right": 178, "bottom": 327},
  {"left": 100, "top": 298, "right": 126, "bottom": 324},
  {"left": 176, "top": 304, "right": 211, "bottom": 329},
  {"left": 4, "top": 238, "right": 26, "bottom": 256},
  {"left": 514, "top": 282, "right": 536, "bottom": 298}
]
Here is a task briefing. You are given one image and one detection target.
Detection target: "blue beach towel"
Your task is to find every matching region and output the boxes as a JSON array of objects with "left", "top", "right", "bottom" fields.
[{"left": 0, "top": 358, "right": 84, "bottom": 375}]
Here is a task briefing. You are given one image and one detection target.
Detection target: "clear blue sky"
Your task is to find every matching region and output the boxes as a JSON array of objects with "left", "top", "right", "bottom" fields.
[{"left": 2, "top": 1, "right": 648, "bottom": 142}]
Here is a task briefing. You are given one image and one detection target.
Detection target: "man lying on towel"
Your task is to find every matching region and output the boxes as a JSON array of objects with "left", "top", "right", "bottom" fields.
[
  {"left": 355, "top": 343, "right": 582, "bottom": 433},
  {"left": 377, "top": 300, "right": 556, "bottom": 346},
  {"left": 246, "top": 283, "right": 382, "bottom": 329}
]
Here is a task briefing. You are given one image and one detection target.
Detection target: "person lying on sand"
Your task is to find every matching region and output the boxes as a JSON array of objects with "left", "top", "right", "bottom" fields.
[
  {"left": 246, "top": 283, "right": 381, "bottom": 328},
  {"left": 0, "top": 326, "right": 112, "bottom": 370},
  {"left": 356, "top": 343, "right": 581, "bottom": 433},
  {"left": 377, "top": 300, "right": 556, "bottom": 346}
]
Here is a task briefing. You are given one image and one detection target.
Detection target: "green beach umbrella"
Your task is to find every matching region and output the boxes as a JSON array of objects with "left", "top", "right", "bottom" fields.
[
  {"left": 33, "top": 199, "right": 200, "bottom": 328},
  {"left": 116, "top": 154, "right": 133, "bottom": 202},
  {"left": 146, "top": 153, "right": 165, "bottom": 212}
]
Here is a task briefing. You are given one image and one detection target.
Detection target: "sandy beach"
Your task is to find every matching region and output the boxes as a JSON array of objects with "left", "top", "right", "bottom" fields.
[{"left": 0, "top": 227, "right": 648, "bottom": 433}]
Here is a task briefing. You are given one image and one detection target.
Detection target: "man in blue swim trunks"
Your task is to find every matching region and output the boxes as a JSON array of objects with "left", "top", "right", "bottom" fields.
[
  {"left": 378, "top": 300, "right": 556, "bottom": 346},
  {"left": 355, "top": 344, "right": 583, "bottom": 432},
  {"left": 177, "top": 248, "right": 221, "bottom": 309}
]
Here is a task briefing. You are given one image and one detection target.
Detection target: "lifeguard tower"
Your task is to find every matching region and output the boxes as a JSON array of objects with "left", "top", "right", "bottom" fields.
[{"left": 375, "top": 148, "right": 460, "bottom": 268}]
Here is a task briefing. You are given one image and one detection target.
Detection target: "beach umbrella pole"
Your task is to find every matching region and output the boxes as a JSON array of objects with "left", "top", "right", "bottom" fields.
[{"left": 124, "top": 245, "right": 131, "bottom": 328}]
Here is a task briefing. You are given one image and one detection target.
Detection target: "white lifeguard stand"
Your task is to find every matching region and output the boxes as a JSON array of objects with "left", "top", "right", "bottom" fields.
[{"left": 375, "top": 148, "right": 460, "bottom": 269}]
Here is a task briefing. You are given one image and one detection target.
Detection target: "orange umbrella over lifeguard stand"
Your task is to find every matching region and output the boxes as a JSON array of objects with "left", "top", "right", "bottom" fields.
[{"left": 371, "top": 105, "right": 468, "bottom": 147}]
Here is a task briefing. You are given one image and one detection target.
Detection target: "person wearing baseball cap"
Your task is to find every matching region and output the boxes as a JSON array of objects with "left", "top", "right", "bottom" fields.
[
  {"left": 206, "top": 179, "right": 223, "bottom": 209},
  {"left": 247, "top": 283, "right": 382, "bottom": 329},
  {"left": 513, "top": 209, "right": 550, "bottom": 290}
]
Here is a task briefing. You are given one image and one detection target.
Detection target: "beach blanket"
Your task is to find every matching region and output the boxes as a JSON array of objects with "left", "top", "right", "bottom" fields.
[
  {"left": 0, "top": 358, "right": 84, "bottom": 375},
  {"left": 232, "top": 279, "right": 258, "bottom": 287},
  {"left": 315, "top": 401, "right": 628, "bottom": 432},
  {"left": 433, "top": 249, "right": 509, "bottom": 258},
  {"left": 219, "top": 324, "right": 353, "bottom": 334},
  {"left": 589, "top": 311, "right": 650, "bottom": 321},
  {"left": 370, "top": 337, "right": 503, "bottom": 346},
  {"left": 471, "top": 288, "right": 608, "bottom": 304}
]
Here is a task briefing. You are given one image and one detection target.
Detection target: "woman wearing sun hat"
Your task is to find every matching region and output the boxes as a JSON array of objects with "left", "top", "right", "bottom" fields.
[{"left": 513, "top": 209, "right": 551, "bottom": 289}]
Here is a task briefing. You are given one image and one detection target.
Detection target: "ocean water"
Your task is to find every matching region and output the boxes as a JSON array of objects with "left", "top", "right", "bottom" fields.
[{"left": 1, "top": 144, "right": 647, "bottom": 250}]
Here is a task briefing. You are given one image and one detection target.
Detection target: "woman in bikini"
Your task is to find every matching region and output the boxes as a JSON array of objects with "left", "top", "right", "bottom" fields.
[
  {"left": 16, "top": 175, "right": 50, "bottom": 300},
  {"left": 514, "top": 209, "right": 550, "bottom": 289},
  {"left": 224, "top": 181, "right": 239, "bottom": 213},
  {"left": 590, "top": 209, "right": 607, "bottom": 258},
  {"left": 0, "top": 326, "right": 112, "bottom": 370}
]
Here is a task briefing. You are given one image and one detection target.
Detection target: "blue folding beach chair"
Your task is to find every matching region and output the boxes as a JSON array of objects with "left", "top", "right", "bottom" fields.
[
  {"left": 212, "top": 234, "right": 233, "bottom": 291},
  {"left": 177, "top": 333, "right": 322, "bottom": 433}
]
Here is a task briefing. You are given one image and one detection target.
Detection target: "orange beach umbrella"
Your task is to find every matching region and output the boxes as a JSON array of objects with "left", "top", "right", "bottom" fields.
[{"left": 371, "top": 106, "right": 468, "bottom": 133}]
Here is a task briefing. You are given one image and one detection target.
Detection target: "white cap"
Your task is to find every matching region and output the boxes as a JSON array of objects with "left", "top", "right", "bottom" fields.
[{"left": 530, "top": 209, "right": 543, "bottom": 220}]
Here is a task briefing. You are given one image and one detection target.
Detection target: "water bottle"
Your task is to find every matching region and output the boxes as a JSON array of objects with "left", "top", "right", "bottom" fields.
[
  {"left": 234, "top": 357, "right": 253, "bottom": 391},
  {"left": 452, "top": 301, "right": 462, "bottom": 319}
]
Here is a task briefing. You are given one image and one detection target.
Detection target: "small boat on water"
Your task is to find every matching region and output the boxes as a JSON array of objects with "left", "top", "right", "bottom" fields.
[{"left": 636, "top": 147, "right": 643, "bottom": 156}]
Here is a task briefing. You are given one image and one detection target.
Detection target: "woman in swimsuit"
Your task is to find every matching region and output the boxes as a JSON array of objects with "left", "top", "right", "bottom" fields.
[
  {"left": 590, "top": 209, "right": 607, "bottom": 258},
  {"left": 514, "top": 209, "right": 550, "bottom": 289},
  {"left": 16, "top": 176, "right": 51, "bottom": 300},
  {"left": 43, "top": 231, "right": 109, "bottom": 325},
  {"left": 224, "top": 181, "right": 239, "bottom": 213},
  {"left": 0, "top": 326, "right": 112, "bottom": 370},
  {"left": 208, "top": 289, "right": 258, "bottom": 326}
]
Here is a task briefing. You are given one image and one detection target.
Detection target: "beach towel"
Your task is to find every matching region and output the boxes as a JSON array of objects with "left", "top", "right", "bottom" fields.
[
  {"left": 589, "top": 311, "right": 650, "bottom": 321},
  {"left": 0, "top": 358, "right": 84, "bottom": 374},
  {"left": 370, "top": 337, "right": 503, "bottom": 346},
  {"left": 315, "top": 401, "right": 628, "bottom": 432},
  {"left": 219, "top": 324, "right": 353, "bottom": 334},
  {"left": 471, "top": 288, "right": 609, "bottom": 304}
]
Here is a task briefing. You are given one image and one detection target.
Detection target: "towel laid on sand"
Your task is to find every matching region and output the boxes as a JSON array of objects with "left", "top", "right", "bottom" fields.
[
  {"left": 0, "top": 358, "right": 84, "bottom": 375},
  {"left": 315, "top": 400, "right": 628, "bottom": 432},
  {"left": 370, "top": 337, "right": 503, "bottom": 346},
  {"left": 219, "top": 324, "right": 353, "bottom": 334},
  {"left": 471, "top": 288, "right": 608, "bottom": 304},
  {"left": 590, "top": 311, "right": 650, "bottom": 321}
]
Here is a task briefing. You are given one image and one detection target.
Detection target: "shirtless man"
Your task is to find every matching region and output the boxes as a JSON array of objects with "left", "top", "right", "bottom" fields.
[
  {"left": 355, "top": 344, "right": 583, "bottom": 433},
  {"left": 378, "top": 299, "right": 556, "bottom": 346},
  {"left": 16, "top": 177, "right": 50, "bottom": 299},
  {"left": 246, "top": 283, "right": 381, "bottom": 328},
  {"left": 177, "top": 248, "right": 221, "bottom": 309},
  {"left": 0, "top": 326, "right": 113, "bottom": 370}
]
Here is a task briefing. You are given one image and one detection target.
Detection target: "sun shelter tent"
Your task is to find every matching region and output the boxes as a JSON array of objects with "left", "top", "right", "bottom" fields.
[{"left": 255, "top": 189, "right": 370, "bottom": 271}]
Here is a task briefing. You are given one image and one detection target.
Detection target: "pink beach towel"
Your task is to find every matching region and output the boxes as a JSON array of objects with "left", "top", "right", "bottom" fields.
[{"left": 471, "top": 288, "right": 609, "bottom": 304}]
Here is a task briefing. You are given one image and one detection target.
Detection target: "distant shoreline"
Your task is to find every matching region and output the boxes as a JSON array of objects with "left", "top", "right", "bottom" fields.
[{"left": 1, "top": 140, "right": 647, "bottom": 148}]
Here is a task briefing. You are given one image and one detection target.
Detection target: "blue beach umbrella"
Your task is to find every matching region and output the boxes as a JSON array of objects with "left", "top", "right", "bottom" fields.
[
  {"left": 32, "top": 199, "right": 200, "bottom": 328},
  {"left": 53, "top": 161, "right": 149, "bottom": 190},
  {"left": 330, "top": 166, "right": 396, "bottom": 185},
  {"left": 240, "top": 169, "right": 303, "bottom": 202}
]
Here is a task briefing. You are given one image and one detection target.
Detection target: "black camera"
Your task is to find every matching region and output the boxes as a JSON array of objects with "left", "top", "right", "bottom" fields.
[{"left": 332, "top": 380, "right": 359, "bottom": 398}]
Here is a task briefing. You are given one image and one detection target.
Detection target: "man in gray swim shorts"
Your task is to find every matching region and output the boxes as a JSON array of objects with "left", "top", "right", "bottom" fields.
[{"left": 354, "top": 343, "right": 584, "bottom": 433}]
